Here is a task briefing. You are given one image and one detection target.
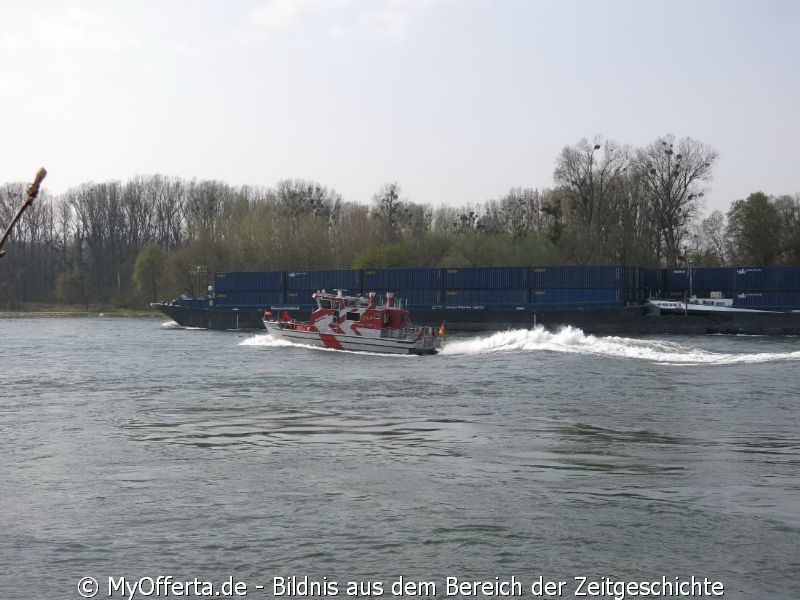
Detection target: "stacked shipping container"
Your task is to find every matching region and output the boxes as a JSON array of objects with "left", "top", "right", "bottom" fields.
[
  {"left": 212, "top": 266, "right": 638, "bottom": 309},
  {"left": 733, "top": 267, "right": 800, "bottom": 309},
  {"left": 283, "top": 269, "right": 360, "bottom": 305},
  {"left": 362, "top": 268, "right": 442, "bottom": 305},
  {"left": 443, "top": 267, "right": 528, "bottom": 307},
  {"left": 529, "top": 266, "right": 627, "bottom": 308},
  {"left": 214, "top": 271, "right": 283, "bottom": 306},
  {"left": 210, "top": 266, "right": 800, "bottom": 311},
  {"left": 649, "top": 266, "right": 800, "bottom": 309}
]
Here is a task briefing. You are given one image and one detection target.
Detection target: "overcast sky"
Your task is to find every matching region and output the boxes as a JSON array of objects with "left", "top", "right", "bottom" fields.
[{"left": 1, "top": 0, "right": 798, "bottom": 213}]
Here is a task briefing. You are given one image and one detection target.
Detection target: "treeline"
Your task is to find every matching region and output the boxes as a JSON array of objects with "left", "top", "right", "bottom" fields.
[
  {"left": 687, "top": 192, "right": 800, "bottom": 267},
  {"left": 1, "top": 133, "right": 798, "bottom": 309}
]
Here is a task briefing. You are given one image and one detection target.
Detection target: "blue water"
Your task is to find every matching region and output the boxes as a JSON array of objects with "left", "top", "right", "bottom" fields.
[{"left": 1, "top": 317, "right": 799, "bottom": 599}]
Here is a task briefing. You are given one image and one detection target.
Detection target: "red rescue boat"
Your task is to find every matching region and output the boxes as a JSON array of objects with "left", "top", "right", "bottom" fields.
[{"left": 263, "top": 290, "right": 440, "bottom": 354}]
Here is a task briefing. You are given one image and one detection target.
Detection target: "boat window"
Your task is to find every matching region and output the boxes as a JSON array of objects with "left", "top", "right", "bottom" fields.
[
  {"left": 346, "top": 311, "right": 360, "bottom": 321},
  {"left": 319, "top": 299, "right": 331, "bottom": 309}
]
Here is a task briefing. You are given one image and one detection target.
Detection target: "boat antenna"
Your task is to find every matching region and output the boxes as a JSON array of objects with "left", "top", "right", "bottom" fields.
[{"left": 0, "top": 167, "right": 47, "bottom": 258}]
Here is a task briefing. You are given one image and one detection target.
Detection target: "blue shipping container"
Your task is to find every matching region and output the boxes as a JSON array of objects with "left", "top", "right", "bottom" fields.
[
  {"left": 530, "top": 288, "right": 623, "bottom": 306},
  {"left": 371, "top": 289, "right": 441, "bottom": 305},
  {"left": 444, "top": 289, "right": 528, "bottom": 305},
  {"left": 627, "top": 287, "right": 646, "bottom": 305},
  {"left": 694, "top": 267, "right": 736, "bottom": 290},
  {"left": 215, "top": 271, "right": 283, "bottom": 292},
  {"left": 213, "top": 273, "right": 231, "bottom": 292},
  {"left": 362, "top": 268, "right": 441, "bottom": 290},
  {"left": 625, "top": 267, "right": 644, "bottom": 289},
  {"left": 665, "top": 269, "right": 689, "bottom": 290},
  {"left": 647, "top": 267, "right": 743, "bottom": 293},
  {"left": 644, "top": 268, "right": 665, "bottom": 291},
  {"left": 787, "top": 267, "right": 800, "bottom": 289},
  {"left": 214, "top": 272, "right": 238, "bottom": 292},
  {"left": 531, "top": 266, "right": 624, "bottom": 289},
  {"left": 733, "top": 291, "right": 800, "bottom": 308},
  {"left": 283, "top": 290, "right": 318, "bottom": 304},
  {"left": 667, "top": 268, "right": 737, "bottom": 293},
  {"left": 444, "top": 267, "right": 528, "bottom": 289},
  {"left": 286, "top": 269, "right": 361, "bottom": 292},
  {"left": 734, "top": 267, "right": 788, "bottom": 291}
]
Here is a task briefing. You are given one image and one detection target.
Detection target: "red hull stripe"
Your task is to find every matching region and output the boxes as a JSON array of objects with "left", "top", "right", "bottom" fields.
[{"left": 318, "top": 333, "right": 344, "bottom": 349}]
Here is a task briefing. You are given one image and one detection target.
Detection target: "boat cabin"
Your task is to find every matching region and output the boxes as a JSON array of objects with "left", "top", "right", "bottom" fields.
[{"left": 281, "top": 289, "right": 414, "bottom": 334}]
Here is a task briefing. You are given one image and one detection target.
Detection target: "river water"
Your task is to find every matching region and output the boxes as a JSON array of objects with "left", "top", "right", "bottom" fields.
[{"left": 1, "top": 317, "right": 799, "bottom": 599}]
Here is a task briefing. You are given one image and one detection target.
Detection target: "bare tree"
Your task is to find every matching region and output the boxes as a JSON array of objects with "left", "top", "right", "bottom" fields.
[
  {"left": 371, "top": 182, "right": 403, "bottom": 242},
  {"left": 183, "top": 179, "right": 230, "bottom": 241},
  {"left": 122, "top": 177, "right": 155, "bottom": 248},
  {"left": 148, "top": 175, "right": 184, "bottom": 249},
  {"left": 701, "top": 210, "right": 728, "bottom": 265},
  {"left": 601, "top": 173, "right": 661, "bottom": 266},
  {"left": 0, "top": 183, "right": 59, "bottom": 305},
  {"left": 554, "top": 137, "right": 630, "bottom": 262},
  {"left": 274, "top": 179, "right": 341, "bottom": 234},
  {"left": 484, "top": 187, "right": 551, "bottom": 238},
  {"left": 633, "top": 135, "right": 718, "bottom": 267}
]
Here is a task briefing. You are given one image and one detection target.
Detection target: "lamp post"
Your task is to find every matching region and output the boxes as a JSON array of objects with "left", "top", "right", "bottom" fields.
[
  {"left": 679, "top": 243, "right": 692, "bottom": 316},
  {"left": 685, "top": 191, "right": 704, "bottom": 297},
  {"left": 686, "top": 192, "right": 703, "bottom": 297}
]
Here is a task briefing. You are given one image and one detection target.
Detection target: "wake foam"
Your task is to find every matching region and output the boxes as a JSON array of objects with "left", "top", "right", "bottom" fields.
[
  {"left": 240, "top": 333, "right": 419, "bottom": 357},
  {"left": 161, "top": 320, "right": 205, "bottom": 330},
  {"left": 440, "top": 326, "right": 800, "bottom": 365},
  {"left": 240, "top": 334, "right": 296, "bottom": 347}
]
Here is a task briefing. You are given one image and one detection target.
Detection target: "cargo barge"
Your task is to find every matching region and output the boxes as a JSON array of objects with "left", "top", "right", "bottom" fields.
[
  {"left": 152, "top": 265, "right": 800, "bottom": 335},
  {"left": 153, "top": 299, "right": 800, "bottom": 335}
]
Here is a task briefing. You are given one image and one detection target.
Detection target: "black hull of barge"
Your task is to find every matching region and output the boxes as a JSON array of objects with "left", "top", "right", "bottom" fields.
[
  {"left": 414, "top": 307, "right": 800, "bottom": 335},
  {"left": 153, "top": 303, "right": 267, "bottom": 330},
  {"left": 154, "top": 302, "right": 800, "bottom": 335}
]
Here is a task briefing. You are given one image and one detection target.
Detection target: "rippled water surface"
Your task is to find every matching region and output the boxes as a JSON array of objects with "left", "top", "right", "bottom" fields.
[{"left": 1, "top": 317, "right": 799, "bottom": 599}]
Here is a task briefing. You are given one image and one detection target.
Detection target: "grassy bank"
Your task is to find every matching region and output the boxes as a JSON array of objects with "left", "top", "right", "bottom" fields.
[{"left": 0, "top": 303, "right": 161, "bottom": 318}]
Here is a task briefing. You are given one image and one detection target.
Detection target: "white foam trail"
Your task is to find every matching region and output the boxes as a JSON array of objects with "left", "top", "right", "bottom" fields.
[
  {"left": 240, "top": 334, "right": 295, "bottom": 347},
  {"left": 161, "top": 321, "right": 205, "bottom": 331},
  {"left": 240, "top": 333, "right": 419, "bottom": 357},
  {"left": 161, "top": 320, "right": 204, "bottom": 330},
  {"left": 440, "top": 326, "right": 800, "bottom": 365}
]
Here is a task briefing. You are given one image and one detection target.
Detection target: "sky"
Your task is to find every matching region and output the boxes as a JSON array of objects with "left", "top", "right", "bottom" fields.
[{"left": 1, "top": 0, "right": 798, "bottom": 214}]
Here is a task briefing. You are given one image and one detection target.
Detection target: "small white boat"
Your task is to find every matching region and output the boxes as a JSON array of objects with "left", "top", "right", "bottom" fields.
[
  {"left": 263, "top": 290, "right": 440, "bottom": 355},
  {"left": 646, "top": 297, "right": 780, "bottom": 316}
]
